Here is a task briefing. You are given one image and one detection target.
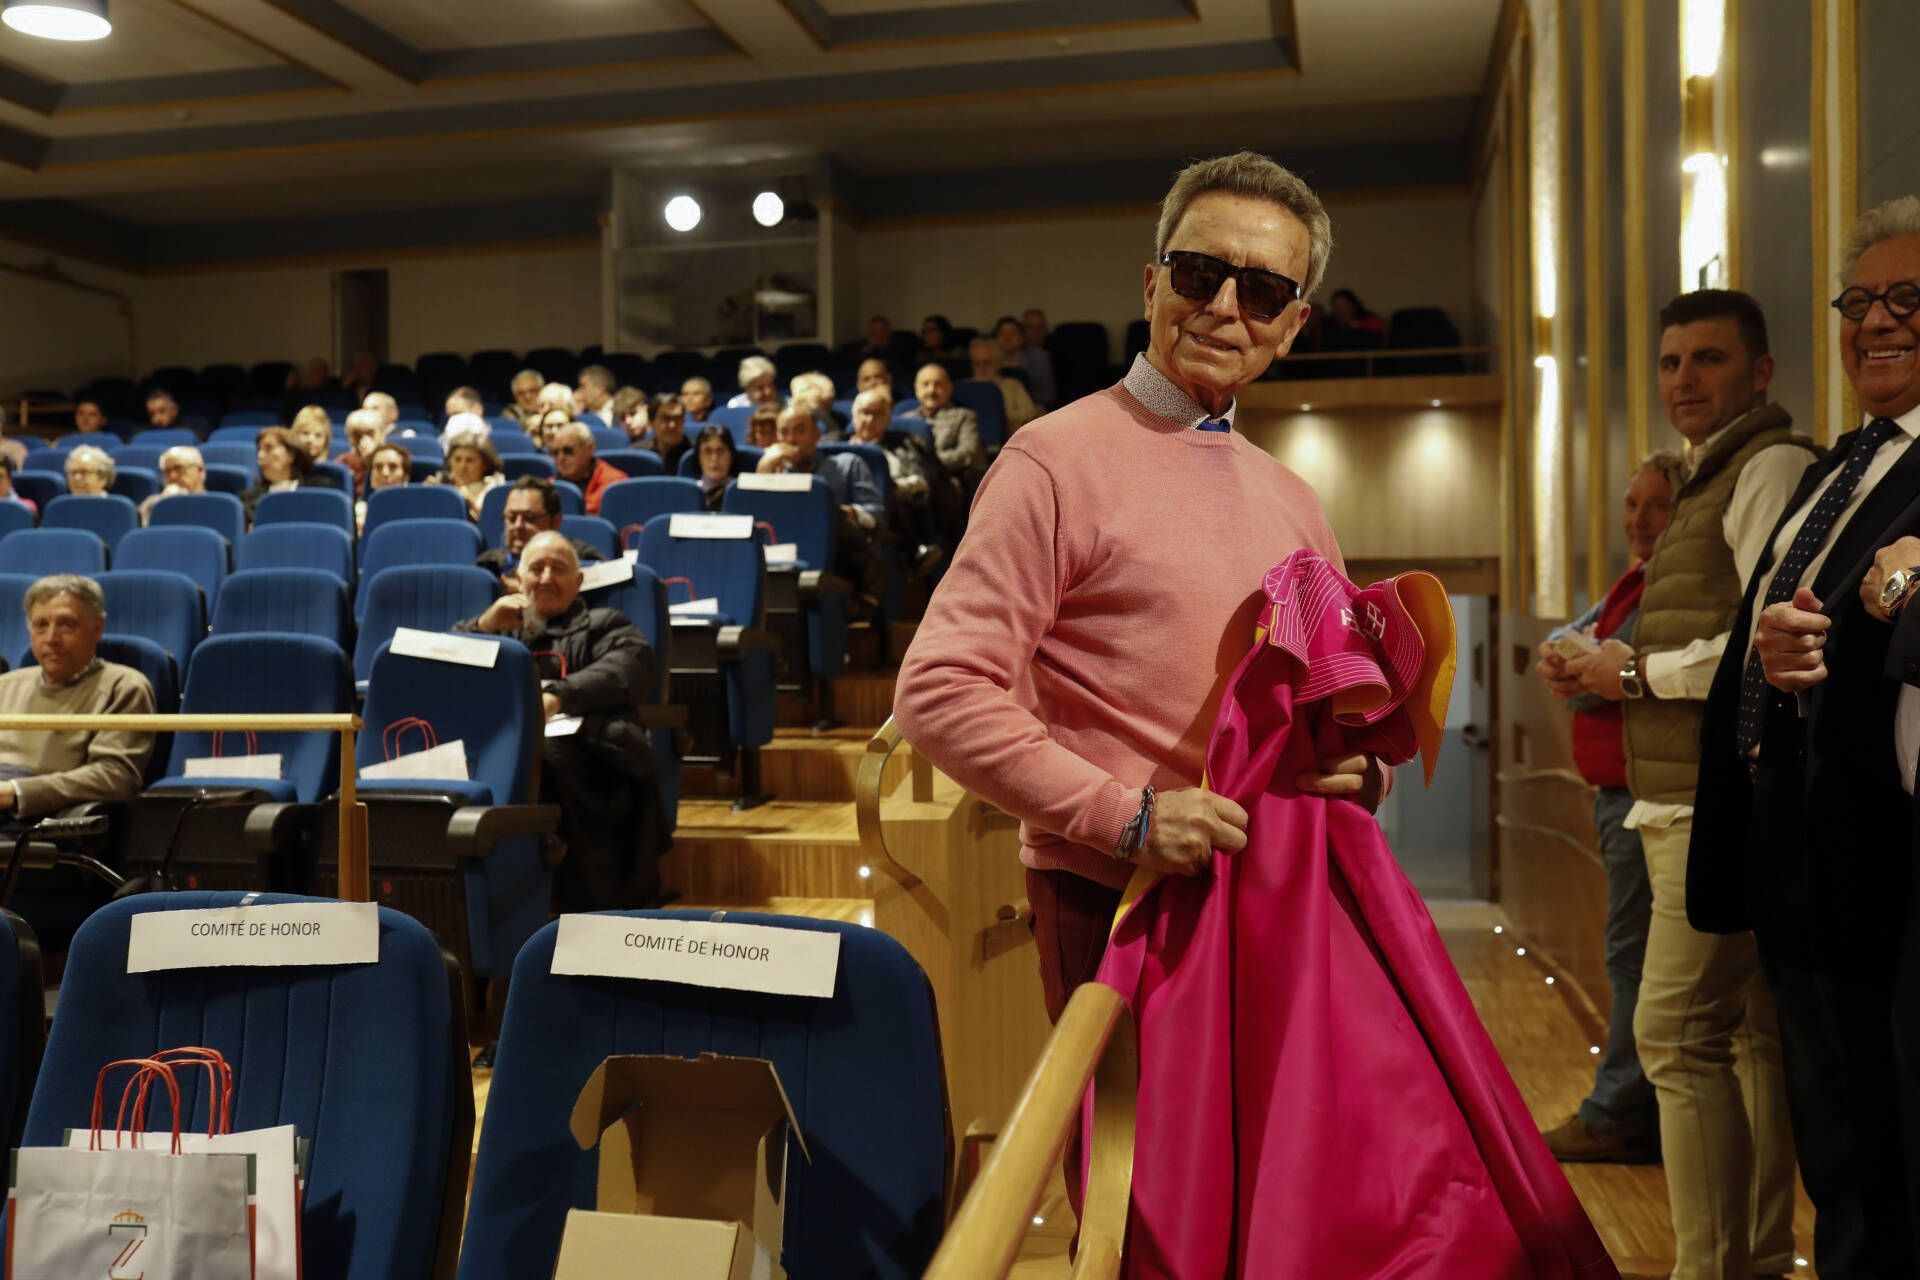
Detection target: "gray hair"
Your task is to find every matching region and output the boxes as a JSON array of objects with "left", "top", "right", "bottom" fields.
[
  {"left": 23, "top": 574, "right": 104, "bottom": 621},
  {"left": 555, "top": 421, "right": 595, "bottom": 451},
  {"left": 511, "top": 368, "right": 544, "bottom": 391},
  {"left": 344, "top": 408, "right": 386, "bottom": 437},
  {"left": 737, "top": 356, "right": 776, "bottom": 389},
  {"left": 158, "top": 445, "right": 203, "bottom": 470},
  {"left": 1841, "top": 196, "right": 1920, "bottom": 282},
  {"left": 536, "top": 383, "right": 574, "bottom": 413},
  {"left": 65, "top": 444, "right": 114, "bottom": 483},
  {"left": 1635, "top": 450, "right": 1686, "bottom": 495},
  {"left": 852, "top": 387, "right": 892, "bottom": 416},
  {"left": 1155, "top": 150, "right": 1334, "bottom": 299},
  {"left": 680, "top": 376, "right": 712, "bottom": 395}
]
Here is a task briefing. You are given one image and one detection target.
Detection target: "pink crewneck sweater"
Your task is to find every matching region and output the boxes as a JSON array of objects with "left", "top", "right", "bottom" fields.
[{"left": 893, "top": 358, "right": 1344, "bottom": 888}]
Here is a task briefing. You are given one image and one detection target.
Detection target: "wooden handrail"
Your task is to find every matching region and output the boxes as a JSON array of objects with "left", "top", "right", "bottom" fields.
[
  {"left": 0, "top": 711, "right": 370, "bottom": 901},
  {"left": 854, "top": 716, "right": 931, "bottom": 888},
  {"left": 924, "top": 982, "right": 1136, "bottom": 1280}
]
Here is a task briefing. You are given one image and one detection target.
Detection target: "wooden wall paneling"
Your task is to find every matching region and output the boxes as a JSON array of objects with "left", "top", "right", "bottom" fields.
[
  {"left": 1582, "top": 0, "right": 1612, "bottom": 606},
  {"left": 1623, "top": 0, "right": 1653, "bottom": 465}
]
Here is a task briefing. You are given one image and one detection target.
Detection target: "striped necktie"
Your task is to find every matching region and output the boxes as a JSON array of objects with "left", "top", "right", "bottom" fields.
[
  {"left": 1197, "top": 418, "right": 1231, "bottom": 433},
  {"left": 1734, "top": 415, "right": 1902, "bottom": 754}
]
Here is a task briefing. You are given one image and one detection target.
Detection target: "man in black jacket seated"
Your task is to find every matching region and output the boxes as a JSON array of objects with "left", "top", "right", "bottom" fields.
[
  {"left": 474, "top": 477, "right": 603, "bottom": 591},
  {"left": 1688, "top": 197, "right": 1920, "bottom": 1278},
  {"left": 455, "top": 530, "right": 668, "bottom": 912}
]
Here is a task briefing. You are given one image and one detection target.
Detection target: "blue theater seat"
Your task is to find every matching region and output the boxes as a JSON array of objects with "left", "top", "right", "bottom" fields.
[
  {"left": 724, "top": 476, "right": 850, "bottom": 681},
  {"left": 355, "top": 520, "right": 484, "bottom": 619},
  {"left": 202, "top": 464, "right": 251, "bottom": 497},
  {"left": 953, "top": 379, "right": 1008, "bottom": 447},
  {"left": 457, "top": 911, "right": 947, "bottom": 1280},
  {"left": 598, "top": 448, "right": 663, "bottom": 479},
  {"left": 24, "top": 893, "right": 472, "bottom": 1280},
  {"left": 9, "top": 475, "right": 61, "bottom": 513},
  {"left": 353, "top": 565, "right": 498, "bottom": 684},
  {"left": 114, "top": 526, "right": 228, "bottom": 615},
  {"left": 252, "top": 487, "right": 354, "bottom": 537},
  {"left": 0, "top": 528, "right": 105, "bottom": 578},
  {"left": 583, "top": 561, "right": 680, "bottom": 832},
  {"left": 147, "top": 491, "right": 246, "bottom": 548},
  {"left": 0, "top": 909, "right": 43, "bottom": 1152},
  {"left": 0, "top": 573, "right": 29, "bottom": 666},
  {"left": 598, "top": 477, "right": 702, "bottom": 552},
  {"left": 40, "top": 494, "right": 136, "bottom": 556},
  {"left": 360, "top": 485, "right": 467, "bottom": 545},
  {"left": 488, "top": 429, "right": 537, "bottom": 455},
  {"left": 129, "top": 428, "right": 200, "bottom": 448},
  {"left": 109, "top": 467, "right": 159, "bottom": 506},
  {"left": 95, "top": 569, "right": 205, "bottom": 674},
  {"left": 501, "top": 454, "right": 555, "bottom": 481},
  {"left": 236, "top": 522, "right": 354, "bottom": 582},
  {"left": 558, "top": 515, "right": 616, "bottom": 558},
  {"left": 0, "top": 504, "right": 29, "bottom": 540},
  {"left": 213, "top": 568, "right": 352, "bottom": 651}
]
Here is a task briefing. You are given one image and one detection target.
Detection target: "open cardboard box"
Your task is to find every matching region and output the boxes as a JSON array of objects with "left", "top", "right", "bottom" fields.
[{"left": 553, "top": 1052, "right": 808, "bottom": 1280}]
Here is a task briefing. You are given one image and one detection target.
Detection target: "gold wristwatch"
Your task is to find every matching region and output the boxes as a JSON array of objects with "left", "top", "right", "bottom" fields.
[
  {"left": 1618, "top": 653, "right": 1647, "bottom": 700},
  {"left": 1879, "top": 566, "right": 1920, "bottom": 616}
]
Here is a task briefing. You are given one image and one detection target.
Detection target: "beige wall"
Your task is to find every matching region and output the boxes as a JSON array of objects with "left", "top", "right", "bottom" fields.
[
  {"left": 0, "top": 251, "right": 139, "bottom": 396},
  {"left": 850, "top": 190, "right": 1475, "bottom": 352}
]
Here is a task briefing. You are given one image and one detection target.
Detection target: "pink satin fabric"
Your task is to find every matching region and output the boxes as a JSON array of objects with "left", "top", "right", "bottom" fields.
[{"left": 1089, "top": 551, "right": 1618, "bottom": 1278}]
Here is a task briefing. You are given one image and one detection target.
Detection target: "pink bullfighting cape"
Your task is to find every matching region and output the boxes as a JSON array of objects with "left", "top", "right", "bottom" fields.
[{"left": 1088, "top": 550, "right": 1616, "bottom": 1279}]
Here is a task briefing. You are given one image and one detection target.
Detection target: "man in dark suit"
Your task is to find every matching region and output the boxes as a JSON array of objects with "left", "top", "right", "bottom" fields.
[{"left": 1689, "top": 197, "right": 1920, "bottom": 1279}]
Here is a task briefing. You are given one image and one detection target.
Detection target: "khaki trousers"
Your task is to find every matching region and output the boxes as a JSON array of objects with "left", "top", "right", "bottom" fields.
[{"left": 1633, "top": 817, "right": 1798, "bottom": 1278}]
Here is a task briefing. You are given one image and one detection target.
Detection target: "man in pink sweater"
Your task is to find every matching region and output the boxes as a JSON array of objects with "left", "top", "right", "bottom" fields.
[{"left": 895, "top": 151, "right": 1387, "bottom": 1032}]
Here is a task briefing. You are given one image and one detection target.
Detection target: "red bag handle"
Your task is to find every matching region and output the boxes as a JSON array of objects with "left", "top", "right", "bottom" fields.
[
  {"left": 382, "top": 716, "right": 438, "bottom": 761},
  {"left": 211, "top": 730, "right": 259, "bottom": 757},
  {"left": 662, "top": 576, "right": 696, "bottom": 604},
  {"left": 753, "top": 520, "right": 777, "bottom": 545},
  {"left": 91, "top": 1060, "right": 182, "bottom": 1155},
  {"left": 530, "top": 650, "right": 569, "bottom": 679},
  {"left": 127, "top": 1047, "right": 233, "bottom": 1138}
]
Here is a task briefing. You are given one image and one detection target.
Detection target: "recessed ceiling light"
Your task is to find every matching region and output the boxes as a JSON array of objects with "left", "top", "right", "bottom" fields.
[
  {"left": 2, "top": 0, "right": 110, "bottom": 40},
  {"left": 663, "top": 195, "right": 701, "bottom": 233},
  {"left": 1430, "top": 399, "right": 1443, "bottom": 407},
  {"left": 751, "top": 191, "right": 784, "bottom": 228},
  {"left": 1299, "top": 403, "right": 1313, "bottom": 412}
]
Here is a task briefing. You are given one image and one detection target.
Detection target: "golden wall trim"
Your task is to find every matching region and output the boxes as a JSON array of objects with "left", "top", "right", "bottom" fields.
[
  {"left": 1582, "top": 0, "right": 1610, "bottom": 603},
  {"left": 1622, "top": 0, "right": 1651, "bottom": 467}
]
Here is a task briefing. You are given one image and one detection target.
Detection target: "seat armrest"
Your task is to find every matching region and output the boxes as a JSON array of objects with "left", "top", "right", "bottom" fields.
[
  {"left": 797, "top": 570, "right": 854, "bottom": 599},
  {"left": 634, "top": 705, "right": 689, "bottom": 731},
  {"left": 242, "top": 802, "right": 319, "bottom": 854},
  {"left": 717, "top": 626, "right": 783, "bottom": 659},
  {"left": 446, "top": 804, "right": 561, "bottom": 859}
]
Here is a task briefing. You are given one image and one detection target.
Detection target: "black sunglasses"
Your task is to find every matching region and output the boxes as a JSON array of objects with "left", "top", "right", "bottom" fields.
[
  {"left": 1159, "top": 250, "right": 1303, "bottom": 322},
  {"left": 1831, "top": 281, "right": 1920, "bottom": 322}
]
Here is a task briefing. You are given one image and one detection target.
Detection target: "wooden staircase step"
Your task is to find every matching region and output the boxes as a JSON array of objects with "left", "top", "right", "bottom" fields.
[
  {"left": 673, "top": 897, "right": 873, "bottom": 926},
  {"left": 681, "top": 726, "right": 904, "bottom": 803},
  {"left": 664, "top": 798, "right": 876, "bottom": 901}
]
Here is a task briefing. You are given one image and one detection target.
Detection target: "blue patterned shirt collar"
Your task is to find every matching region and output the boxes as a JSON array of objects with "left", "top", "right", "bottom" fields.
[{"left": 1122, "top": 354, "right": 1237, "bottom": 431}]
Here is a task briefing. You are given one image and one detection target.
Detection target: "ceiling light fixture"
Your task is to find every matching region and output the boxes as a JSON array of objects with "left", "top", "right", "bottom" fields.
[
  {"left": 2, "top": 0, "right": 110, "bottom": 40},
  {"left": 662, "top": 195, "right": 701, "bottom": 233},
  {"left": 751, "top": 191, "right": 784, "bottom": 228}
]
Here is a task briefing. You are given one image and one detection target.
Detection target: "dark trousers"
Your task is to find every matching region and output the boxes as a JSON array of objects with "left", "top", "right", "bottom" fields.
[
  {"left": 835, "top": 515, "right": 888, "bottom": 609},
  {"left": 1580, "top": 786, "right": 1657, "bottom": 1141},
  {"left": 1894, "top": 869, "right": 1920, "bottom": 1265},
  {"left": 540, "top": 735, "right": 665, "bottom": 914},
  {"left": 1027, "top": 866, "right": 1126, "bottom": 1219},
  {"left": 1759, "top": 935, "right": 1915, "bottom": 1279}
]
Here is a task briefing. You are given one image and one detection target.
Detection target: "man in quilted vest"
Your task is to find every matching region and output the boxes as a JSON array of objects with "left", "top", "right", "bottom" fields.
[
  {"left": 1564, "top": 290, "right": 1815, "bottom": 1278},
  {"left": 1534, "top": 452, "right": 1681, "bottom": 1164}
]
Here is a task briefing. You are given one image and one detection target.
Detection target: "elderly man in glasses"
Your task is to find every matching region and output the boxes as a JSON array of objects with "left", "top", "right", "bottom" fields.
[
  {"left": 549, "top": 421, "right": 625, "bottom": 517},
  {"left": 895, "top": 152, "right": 1370, "bottom": 1166}
]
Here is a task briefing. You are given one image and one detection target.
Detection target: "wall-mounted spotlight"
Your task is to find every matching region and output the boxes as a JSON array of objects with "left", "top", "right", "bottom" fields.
[
  {"left": 2, "top": 0, "right": 111, "bottom": 40},
  {"left": 663, "top": 195, "right": 702, "bottom": 233},
  {"left": 752, "top": 191, "right": 785, "bottom": 228}
]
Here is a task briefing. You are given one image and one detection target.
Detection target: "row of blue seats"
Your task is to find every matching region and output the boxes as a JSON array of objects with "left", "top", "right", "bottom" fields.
[{"left": 0, "top": 893, "right": 944, "bottom": 1280}]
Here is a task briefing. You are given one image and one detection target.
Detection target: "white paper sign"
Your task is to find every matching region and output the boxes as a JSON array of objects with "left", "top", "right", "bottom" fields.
[
  {"left": 622, "top": 548, "right": 640, "bottom": 563},
  {"left": 667, "top": 513, "right": 752, "bottom": 540},
  {"left": 360, "top": 740, "right": 469, "bottom": 781},
  {"left": 391, "top": 627, "right": 500, "bottom": 669},
  {"left": 127, "top": 902, "right": 380, "bottom": 973},
  {"left": 181, "top": 754, "right": 283, "bottom": 780},
  {"left": 737, "top": 472, "right": 812, "bottom": 493},
  {"left": 579, "top": 558, "right": 635, "bottom": 592},
  {"left": 763, "top": 543, "right": 798, "bottom": 566},
  {"left": 668, "top": 597, "right": 721, "bottom": 616},
  {"left": 544, "top": 714, "right": 583, "bottom": 738},
  {"left": 550, "top": 915, "right": 841, "bottom": 998}
]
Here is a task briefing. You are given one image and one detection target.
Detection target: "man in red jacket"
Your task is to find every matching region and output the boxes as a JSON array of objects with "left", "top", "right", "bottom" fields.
[
  {"left": 1534, "top": 452, "right": 1682, "bottom": 1162},
  {"left": 551, "top": 421, "right": 624, "bottom": 516}
]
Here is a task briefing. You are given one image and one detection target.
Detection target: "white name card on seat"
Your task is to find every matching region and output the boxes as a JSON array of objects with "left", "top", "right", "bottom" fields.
[
  {"left": 668, "top": 598, "right": 721, "bottom": 617},
  {"left": 181, "top": 754, "right": 283, "bottom": 780},
  {"left": 763, "top": 544, "right": 798, "bottom": 567},
  {"left": 667, "top": 513, "right": 752, "bottom": 540},
  {"left": 391, "top": 627, "right": 500, "bottom": 669},
  {"left": 361, "top": 740, "right": 470, "bottom": 781},
  {"left": 579, "top": 559, "right": 634, "bottom": 592},
  {"left": 551, "top": 915, "right": 840, "bottom": 998},
  {"left": 127, "top": 901, "right": 379, "bottom": 973},
  {"left": 622, "top": 548, "right": 640, "bottom": 563},
  {"left": 736, "top": 472, "right": 812, "bottom": 493}
]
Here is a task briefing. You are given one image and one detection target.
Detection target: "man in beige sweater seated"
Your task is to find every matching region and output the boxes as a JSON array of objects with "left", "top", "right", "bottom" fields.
[{"left": 0, "top": 576, "right": 154, "bottom": 823}]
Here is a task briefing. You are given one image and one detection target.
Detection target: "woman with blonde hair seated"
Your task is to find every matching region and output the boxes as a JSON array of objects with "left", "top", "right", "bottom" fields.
[
  {"left": 289, "top": 405, "right": 333, "bottom": 464},
  {"left": 789, "top": 371, "right": 843, "bottom": 439},
  {"left": 431, "top": 431, "right": 503, "bottom": 520}
]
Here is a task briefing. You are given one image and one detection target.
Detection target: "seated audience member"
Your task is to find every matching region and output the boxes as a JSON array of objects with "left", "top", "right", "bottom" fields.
[
  {"left": 140, "top": 446, "right": 207, "bottom": 523},
  {"left": 533, "top": 408, "right": 572, "bottom": 454},
  {"left": 759, "top": 403, "right": 887, "bottom": 616},
  {"left": 647, "top": 396, "right": 690, "bottom": 474},
  {"left": 744, "top": 405, "right": 779, "bottom": 449},
  {"left": 789, "top": 372, "right": 843, "bottom": 440},
  {"left": 537, "top": 382, "right": 575, "bottom": 417},
  {"left": 289, "top": 405, "right": 333, "bottom": 463},
  {"left": 1022, "top": 306, "right": 1050, "bottom": 352},
  {"left": 841, "top": 315, "right": 897, "bottom": 362},
  {"left": 995, "top": 313, "right": 1057, "bottom": 408},
  {"left": 0, "top": 414, "right": 25, "bottom": 471},
  {"left": 430, "top": 431, "right": 503, "bottom": 520},
  {"left": 728, "top": 356, "right": 782, "bottom": 410},
  {"left": 1327, "top": 288, "right": 1387, "bottom": 336},
  {"left": 145, "top": 390, "right": 182, "bottom": 430},
  {"left": 917, "top": 315, "right": 958, "bottom": 362},
  {"left": 693, "top": 425, "right": 735, "bottom": 512},
  {"left": 287, "top": 356, "right": 333, "bottom": 393},
  {"left": 337, "top": 407, "right": 386, "bottom": 495},
  {"left": 0, "top": 455, "right": 35, "bottom": 517},
  {"left": 503, "top": 369, "right": 544, "bottom": 426},
  {"left": 550, "top": 421, "right": 623, "bottom": 516},
  {"left": 912, "top": 364, "right": 985, "bottom": 488},
  {"left": 362, "top": 390, "right": 399, "bottom": 430},
  {"left": 855, "top": 358, "right": 893, "bottom": 397},
  {"left": 64, "top": 445, "right": 114, "bottom": 496},
  {"left": 850, "top": 387, "right": 961, "bottom": 559},
  {"left": 441, "top": 410, "right": 491, "bottom": 445},
  {"left": 241, "top": 426, "right": 322, "bottom": 521},
  {"left": 477, "top": 477, "right": 603, "bottom": 588},
  {"left": 341, "top": 350, "right": 377, "bottom": 399},
  {"left": 72, "top": 398, "right": 110, "bottom": 437},
  {"left": 679, "top": 377, "right": 714, "bottom": 424},
  {"left": 455, "top": 530, "right": 667, "bottom": 909},
  {"left": 576, "top": 366, "right": 617, "bottom": 429},
  {"left": 0, "top": 574, "right": 155, "bottom": 822},
  {"left": 611, "top": 386, "right": 647, "bottom": 442},
  {"left": 971, "top": 336, "right": 1040, "bottom": 433},
  {"left": 444, "top": 386, "right": 485, "bottom": 423},
  {"left": 354, "top": 441, "right": 411, "bottom": 534}
]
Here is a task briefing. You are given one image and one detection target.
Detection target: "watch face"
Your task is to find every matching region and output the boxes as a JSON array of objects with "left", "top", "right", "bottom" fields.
[{"left": 1883, "top": 570, "right": 1910, "bottom": 610}]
